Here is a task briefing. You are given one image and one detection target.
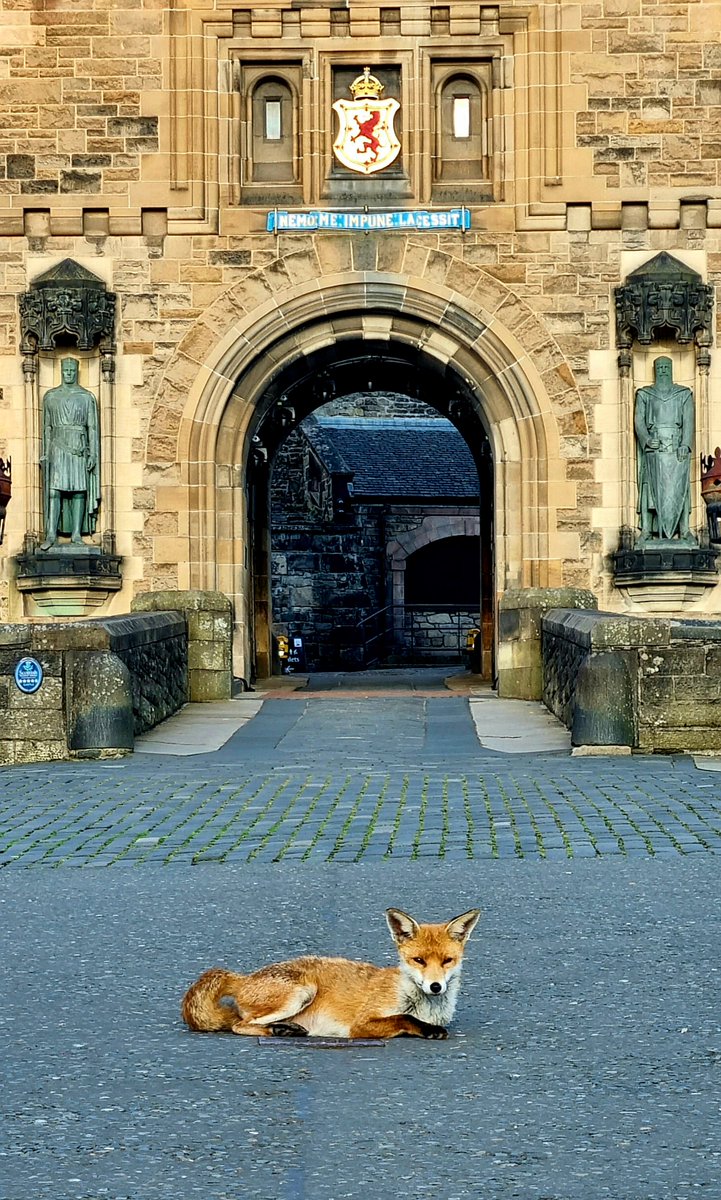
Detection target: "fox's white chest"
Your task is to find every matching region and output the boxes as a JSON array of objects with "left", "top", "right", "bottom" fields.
[{"left": 400, "top": 973, "right": 461, "bottom": 1026}]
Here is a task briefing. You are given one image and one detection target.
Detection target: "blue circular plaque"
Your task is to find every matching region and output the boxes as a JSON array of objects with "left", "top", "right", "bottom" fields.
[{"left": 14, "top": 656, "right": 44, "bottom": 695}]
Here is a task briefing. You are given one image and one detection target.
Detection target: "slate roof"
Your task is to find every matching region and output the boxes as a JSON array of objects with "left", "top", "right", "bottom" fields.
[{"left": 303, "top": 416, "right": 480, "bottom": 499}]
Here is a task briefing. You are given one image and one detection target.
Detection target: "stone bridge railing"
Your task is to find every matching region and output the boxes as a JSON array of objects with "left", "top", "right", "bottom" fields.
[{"left": 0, "top": 590, "right": 232, "bottom": 765}]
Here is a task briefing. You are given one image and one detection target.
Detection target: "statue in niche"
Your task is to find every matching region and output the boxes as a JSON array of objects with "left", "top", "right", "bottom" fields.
[
  {"left": 634, "top": 356, "right": 695, "bottom": 545},
  {"left": 39, "top": 356, "right": 100, "bottom": 550}
]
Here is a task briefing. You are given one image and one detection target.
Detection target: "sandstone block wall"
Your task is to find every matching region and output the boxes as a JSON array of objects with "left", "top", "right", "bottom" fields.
[
  {"left": 543, "top": 609, "right": 721, "bottom": 753},
  {"left": 0, "top": 0, "right": 720, "bottom": 669}
]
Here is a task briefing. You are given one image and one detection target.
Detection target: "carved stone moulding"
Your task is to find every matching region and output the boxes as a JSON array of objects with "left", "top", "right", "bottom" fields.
[
  {"left": 19, "top": 258, "right": 116, "bottom": 357},
  {"left": 613, "top": 544, "right": 719, "bottom": 613},
  {"left": 614, "top": 251, "right": 714, "bottom": 356},
  {"left": 15, "top": 548, "right": 122, "bottom": 617}
]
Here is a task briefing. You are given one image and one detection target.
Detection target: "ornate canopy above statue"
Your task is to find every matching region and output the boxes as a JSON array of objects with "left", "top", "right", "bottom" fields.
[
  {"left": 614, "top": 251, "right": 713, "bottom": 361},
  {"left": 19, "top": 259, "right": 116, "bottom": 356}
]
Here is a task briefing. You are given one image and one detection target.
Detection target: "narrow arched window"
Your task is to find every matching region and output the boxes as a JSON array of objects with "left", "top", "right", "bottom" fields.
[
  {"left": 250, "top": 77, "right": 297, "bottom": 183},
  {"left": 434, "top": 73, "right": 490, "bottom": 184}
]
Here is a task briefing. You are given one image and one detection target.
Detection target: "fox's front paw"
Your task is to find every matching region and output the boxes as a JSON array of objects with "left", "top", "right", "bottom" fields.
[
  {"left": 270, "top": 1021, "right": 309, "bottom": 1037},
  {"left": 419, "top": 1022, "right": 448, "bottom": 1040}
]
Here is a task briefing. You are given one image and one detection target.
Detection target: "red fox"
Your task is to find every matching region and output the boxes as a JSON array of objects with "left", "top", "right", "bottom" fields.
[{"left": 181, "top": 907, "right": 480, "bottom": 1040}]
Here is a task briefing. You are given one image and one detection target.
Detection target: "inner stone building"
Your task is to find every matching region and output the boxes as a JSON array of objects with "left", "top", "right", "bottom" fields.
[{"left": 1, "top": 0, "right": 721, "bottom": 688}]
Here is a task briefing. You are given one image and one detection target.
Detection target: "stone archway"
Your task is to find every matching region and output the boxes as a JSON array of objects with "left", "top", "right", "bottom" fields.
[
  {"left": 146, "top": 249, "right": 577, "bottom": 681},
  {"left": 388, "top": 514, "right": 482, "bottom": 602}
]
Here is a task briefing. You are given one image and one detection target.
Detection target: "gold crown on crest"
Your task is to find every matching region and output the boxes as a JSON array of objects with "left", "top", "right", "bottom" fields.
[{"left": 349, "top": 67, "right": 384, "bottom": 100}]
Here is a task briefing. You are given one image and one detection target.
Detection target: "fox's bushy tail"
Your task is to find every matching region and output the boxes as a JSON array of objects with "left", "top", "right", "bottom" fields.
[{"left": 181, "top": 967, "right": 244, "bottom": 1032}]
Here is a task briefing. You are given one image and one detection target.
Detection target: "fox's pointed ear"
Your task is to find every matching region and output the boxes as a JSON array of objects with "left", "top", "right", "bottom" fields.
[
  {"left": 445, "top": 909, "right": 481, "bottom": 943},
  {"left": 386, "top": 908, "right": 420, "bottom": 943}
]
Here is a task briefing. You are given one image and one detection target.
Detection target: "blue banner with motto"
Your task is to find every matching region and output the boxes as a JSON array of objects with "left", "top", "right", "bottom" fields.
[{"left": 267, "top": 208, "right": 471, "bottom": 233}]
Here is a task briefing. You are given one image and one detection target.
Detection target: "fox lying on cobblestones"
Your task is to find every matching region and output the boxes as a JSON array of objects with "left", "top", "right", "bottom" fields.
[{"left": 181, "top": 908, "right": 480, "bottom": 1040}]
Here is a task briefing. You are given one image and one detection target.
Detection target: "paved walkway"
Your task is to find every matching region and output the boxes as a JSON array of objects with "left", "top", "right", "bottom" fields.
[{"left": 2, "top": 668, "right": 721, "bottom": 1200}]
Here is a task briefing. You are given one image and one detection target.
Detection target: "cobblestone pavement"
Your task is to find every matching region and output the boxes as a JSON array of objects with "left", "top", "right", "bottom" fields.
[
  {"left": 2, "top": 674, "right": 721, "bottom": 1199},
  {"left": 1, "top": 682, "right": 721, "bottom": 868}
]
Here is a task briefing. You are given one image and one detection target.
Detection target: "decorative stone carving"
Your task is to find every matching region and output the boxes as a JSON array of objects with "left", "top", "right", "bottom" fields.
[
  {"left": 19, "top": 258, "right": 116, "bottom": 356},
  {"left": 14, "top": 547, "right": 122, "bottom": 616},
  {"left": 615, "top": 251, "right": 714, "bottom": 372},
  {"left": 15, "top": 261, "right": 120, "bottom": 615},
  {"left": 613, "top": 256, "right": 718, "bottom": 605}
]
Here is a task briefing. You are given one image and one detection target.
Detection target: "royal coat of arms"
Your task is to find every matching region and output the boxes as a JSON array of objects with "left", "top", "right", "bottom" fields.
[{"left": 332, "top": 68, "right": 401, "bottom": 175}]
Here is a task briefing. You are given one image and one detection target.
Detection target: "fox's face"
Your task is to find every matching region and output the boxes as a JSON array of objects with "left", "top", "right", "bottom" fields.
[{"left": 386, "top": 908, "right": 481, "bottom": 997}]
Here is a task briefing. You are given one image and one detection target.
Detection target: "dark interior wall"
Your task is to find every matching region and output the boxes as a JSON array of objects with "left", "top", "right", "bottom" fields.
[
  {"left": 405, "top": 536, "right": 482, "bottom": 606},
  {"left": 268, "top": 399, "right": 484, "bottom": 671}
]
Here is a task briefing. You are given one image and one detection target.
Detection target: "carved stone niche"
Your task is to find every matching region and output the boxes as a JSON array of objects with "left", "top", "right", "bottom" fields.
[
  {"left": 612, "top": 253, "right": 718, "bottom": 611},
  {"left": 16, "top": 259, "right": 121, "bottom": 616}
]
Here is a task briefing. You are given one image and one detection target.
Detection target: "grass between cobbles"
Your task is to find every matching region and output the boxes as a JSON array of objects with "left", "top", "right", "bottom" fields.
[
  {"left": 300, "top": 772, "right": 352, "bottom": 861},
  {"left": 328, "top": 775, "right": 374, "bottom": 860},
  {"left": 2, "top": 767, "right": 721, "bottom": 867}
]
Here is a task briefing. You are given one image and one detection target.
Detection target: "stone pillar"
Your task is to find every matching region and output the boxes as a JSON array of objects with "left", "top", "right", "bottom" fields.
[
  {"left": 497, "top": 586, "right": 597, "bottom": 700},
  {"left": 131, "top": 589, "right": 233, "bottom": 700},
  {"left": 67, "top": 650, "right": 133, "bottom": 754}
]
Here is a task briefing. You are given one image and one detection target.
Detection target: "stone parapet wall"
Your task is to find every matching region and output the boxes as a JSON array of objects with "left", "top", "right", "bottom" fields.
[
  {"left": 541, "top": 610, "right": 593, "bottom": 731},
  {"left": 542, "top": 609, "right": 721, "bottom": 753},
  {"left": 0, "top": 625, "right": 65, "bottom": 764},
  {"left": 0, "top": 611, "right": 186, "bottom": 764}
]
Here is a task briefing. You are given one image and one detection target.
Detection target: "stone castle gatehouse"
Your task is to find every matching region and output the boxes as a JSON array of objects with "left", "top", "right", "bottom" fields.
[{"left": 1, "top": 0, "right": 720, "bottom": 687}]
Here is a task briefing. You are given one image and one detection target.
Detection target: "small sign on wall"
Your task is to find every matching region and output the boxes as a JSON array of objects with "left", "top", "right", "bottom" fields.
[
  {"left": 284, "top": 636, "right": 306, "bottom": 674},
  {"left": 14, "top": 656, "right": 44, "bottom": 695}
]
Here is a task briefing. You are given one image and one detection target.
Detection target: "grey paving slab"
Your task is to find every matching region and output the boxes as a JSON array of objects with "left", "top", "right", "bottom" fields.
[
  {"left": 2, "top": 680, "right": 721, "bottom": 1199},
  {"left": 134, "top": 696, "right": 266, "bottom": 755},
  {"left": 1, "top": 860, "right": 720, "bottom": 1200}
]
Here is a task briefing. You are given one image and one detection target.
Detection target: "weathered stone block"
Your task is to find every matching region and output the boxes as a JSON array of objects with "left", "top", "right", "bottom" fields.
[
  {"left": 673, "top": 675, "right": 720, "bottom": 701},
  {"left": 189, "top": 669, "right": 232, "bottom": 703},
  {"left": 188, "top": 641, "right": 228, "bottom": 672},
  {"left": 648, "top": 647, "right": 705, "bottom": 676},
  {"left": 8, "top": 677, "right": 63, "bottom": 708},
  {"left": 7, "top": 154, "right": 34, "bottom": 179},
  {"left": 68, "top": 651, "right": 134, "bottom": 753},
  {"left": 187, "top": 611, "right": 216, "bottom": 641},
  {"left": 639, "top": 676, "right": 674, "bottom": 703},
  {"left": 13, "top": 740, "right": 66, "bottom": 765},
  {"left": 60, "top": 170, "right": 101, "bottom": 194},
  {"left": 4, "top": 708, "right": 64, "bottom": 741},
  {"left": 638, "top": 726, "right": 721, "bottom": 753},
  {"left": 571, "top": 652, "right": 635, "bottom": 748}
]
